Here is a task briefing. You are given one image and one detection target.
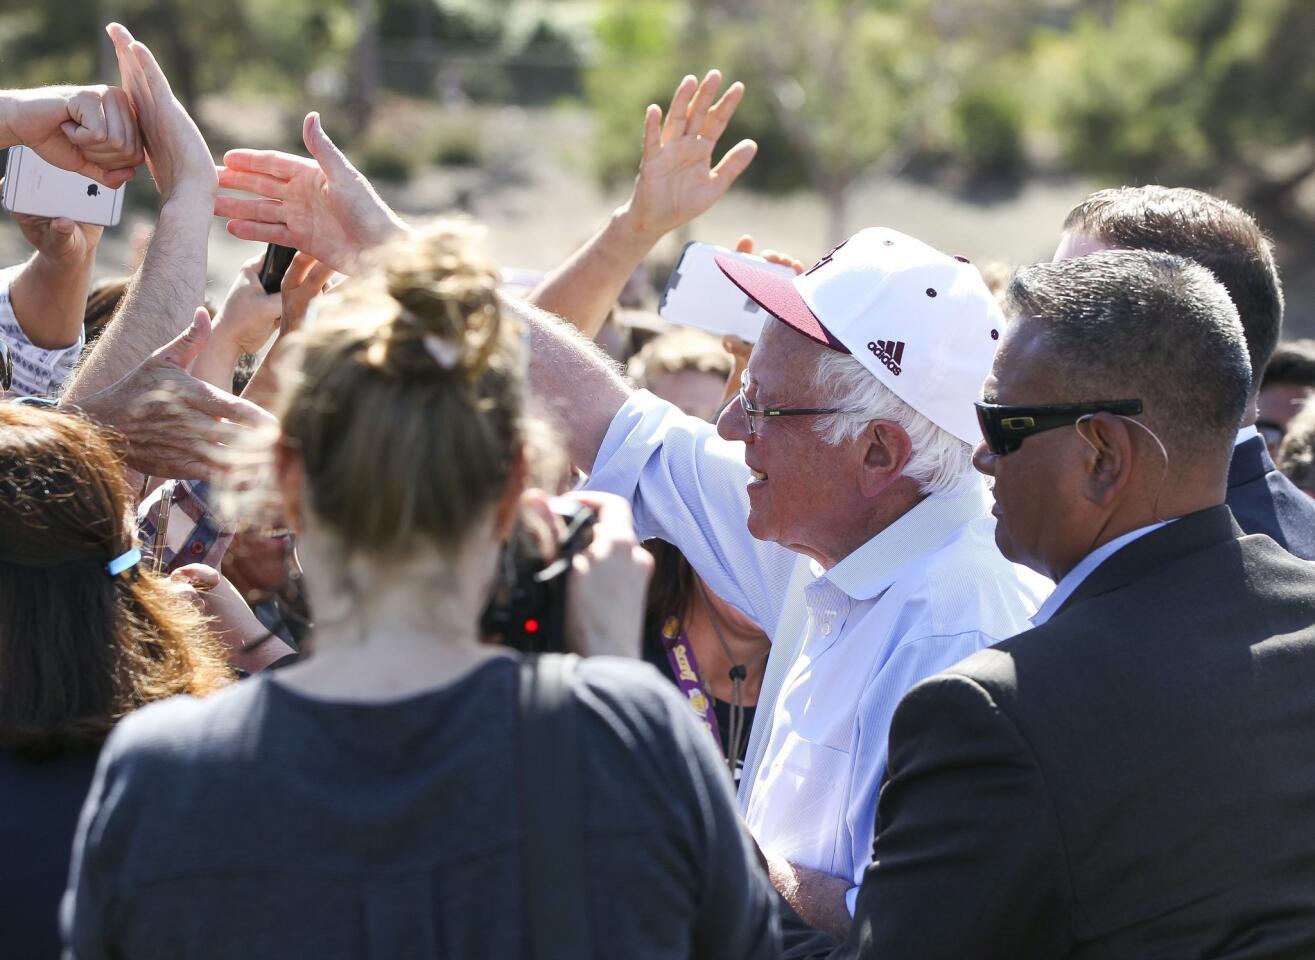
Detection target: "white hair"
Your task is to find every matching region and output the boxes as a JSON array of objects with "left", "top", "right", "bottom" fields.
[{"left": 810, "top": 350, "right": 977, "bottom": 496}]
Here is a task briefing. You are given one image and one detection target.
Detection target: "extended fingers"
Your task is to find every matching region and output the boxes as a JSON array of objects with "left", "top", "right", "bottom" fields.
[
  {"left": 641, "top": 104, "right": 662, "bottom": 163},
  {"left": 684, "top": 69, "right": 723, "bottom": 139},
  {"left": 225, "top": 219, "right": 297, "bottom": 248},
  {"left": 662, "top": 74, "right": 698, "bottom": 143},
  {"left": 193, "top": 387, "right": 277, "bottom": 430},
  {"left": 213, "top": 196, "right": 286, "bottom": 225},
  {"left": 130, "top": 38, "right": 175, "bottom": 104},
  {"left": 108, "top": 25, "right": 151, "bottom": 114},
  {"left": 223, "top": 148, "right": 307, "bottom": 180},
  {"left": 701, "top": 80, "right": 746, "bottom": 145},
  {"left": 302, "top": 112, "right": 358, "bottom": 180},
  {"left": 710, "top": 139, "right": 758, "bottom": 189},
  {"left": 216, "top": 167, "right": 289, "bottom": 199}
]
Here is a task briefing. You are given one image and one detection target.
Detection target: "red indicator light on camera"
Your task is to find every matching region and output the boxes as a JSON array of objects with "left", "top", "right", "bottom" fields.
[{"left": 524, "top": 619, "right": 541, "bottom": 634}]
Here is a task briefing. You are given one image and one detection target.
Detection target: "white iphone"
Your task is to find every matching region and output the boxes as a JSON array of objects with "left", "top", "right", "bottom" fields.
[
  {"left": 658, "top": 241, "right": 798, "bottom": 343},
  {"left": 2, "top": 146, "right": 126, "bottom": 226}
]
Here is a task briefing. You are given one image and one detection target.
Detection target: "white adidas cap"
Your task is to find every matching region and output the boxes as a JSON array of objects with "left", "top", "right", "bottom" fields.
[{"left": 716, "top": 227, "right": 1005, "bottom": 446}]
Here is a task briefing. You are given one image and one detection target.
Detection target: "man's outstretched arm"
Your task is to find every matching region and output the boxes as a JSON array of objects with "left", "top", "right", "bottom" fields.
[
  {"left": 505, "top": 296, "right": 632, "bottom": 474},
  {"left": 528, "top": 69, "right": 757, "bottom": 338},
  {"left": 63, "top": 23, "right": 218, "bottom": 402}
]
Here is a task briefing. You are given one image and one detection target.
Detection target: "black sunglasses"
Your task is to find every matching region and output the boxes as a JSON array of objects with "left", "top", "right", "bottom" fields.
[
  {"left": 0, "top": 339, "right": 11, "bottom": 393},
  {"left": 975, "top": 399, "right": 1144, "bottom": 456}
]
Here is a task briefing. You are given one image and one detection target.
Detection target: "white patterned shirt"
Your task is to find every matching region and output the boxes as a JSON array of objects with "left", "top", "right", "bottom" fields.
[
  {"left": 586, "top": 390, "right": 1051, "bottom": 914},
  {"left": 0, "top": 264, "right": 83, "bottom": 398}
]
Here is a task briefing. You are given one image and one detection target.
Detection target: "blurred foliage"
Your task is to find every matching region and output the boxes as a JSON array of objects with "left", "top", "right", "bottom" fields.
[
  {"left": 1039, "top": 0, "right": 1315, "bottom": 195},
  {"left": 586, "top": 0, "right": 1315, "bottom": 234},
  {"left": 0, "top": 0, "right": 350, "bottom": 106},
  {"left": 431, "top": 126, "right": 483, "bottom": 167},
  {"left": 7, "top": 0, "right": 1315, "bottom": 224},
  {"left": 357, "top": 137, "right": 416, "bottom": 182}
]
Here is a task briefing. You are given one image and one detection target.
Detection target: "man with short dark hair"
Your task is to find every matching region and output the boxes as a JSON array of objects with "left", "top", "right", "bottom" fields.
[
  {"left": 1054, "top": 185, "right": 1315, "bottom": 559},
  {"left": 831, "top": 249, "right": 1315, "bottom": 959},
  {"left": 1259, "top": 338, "right": 1315, "bottom": 455}
]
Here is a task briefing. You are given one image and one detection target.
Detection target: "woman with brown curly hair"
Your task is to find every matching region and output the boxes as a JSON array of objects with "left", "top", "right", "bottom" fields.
[{"left": 0, "top": 403, "right": 231, "bottom": 958}]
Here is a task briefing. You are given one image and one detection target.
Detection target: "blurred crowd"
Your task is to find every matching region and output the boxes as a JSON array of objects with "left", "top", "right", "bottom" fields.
[{"left": 7, "top": 23, "right": 1315, "bottom": 960}]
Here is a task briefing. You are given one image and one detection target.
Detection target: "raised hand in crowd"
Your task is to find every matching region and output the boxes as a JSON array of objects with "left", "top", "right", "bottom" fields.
[
  {"left": 2, "top": 214, "right": 102, "bottom": 394},
  {"left": 63, "top": 23, "right": 219, "bottom": 403},
  {"left": 190, "top": 257, "right": 281, "bottom": 391},
  {"left": 530, "top": 69, "right": 757, "bottom": 337},
  {"left": 216, "top": 112, "right": 409, "bottom": 273},
  {"left": 71, "top": 307, "right": 275, "bottom": 486},
  {"left": 106, "top": 22, "right": 215, "bottom": 202},
  {"left": 238, "top": 250, "right": 337, "bottom": 411},
  {"left": 717, "top": 234, "right": 806, "bottom": 406},
  {"left": 0, "top": 84, "right": 141, "bottom": 187}
]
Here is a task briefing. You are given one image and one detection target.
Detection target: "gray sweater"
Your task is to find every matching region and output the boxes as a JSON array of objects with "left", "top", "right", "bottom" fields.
[{"left": 63, "top": 656, "right": 780, "bottom": 959}]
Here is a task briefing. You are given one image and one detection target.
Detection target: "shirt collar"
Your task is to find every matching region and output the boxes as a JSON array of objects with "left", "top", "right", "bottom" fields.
[
  {"left": 821, "top": 479, "right": 992, "bottom": 601},
  {"left": 1235, "top": 424, "right": 1261, "bottom": 447},
  {"left": 1029, "top": 520, "right": 1172, "bottom": 627}
]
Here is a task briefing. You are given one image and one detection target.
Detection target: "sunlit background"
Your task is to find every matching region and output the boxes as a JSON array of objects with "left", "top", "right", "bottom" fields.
[{"left": 3, "top": 0, "right": 1315, "bottom": 335}]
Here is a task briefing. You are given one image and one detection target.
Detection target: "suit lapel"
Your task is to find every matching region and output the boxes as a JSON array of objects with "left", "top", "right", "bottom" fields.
[{"left": 1054, "top": 506, "right": 1241, "bottom": 619}]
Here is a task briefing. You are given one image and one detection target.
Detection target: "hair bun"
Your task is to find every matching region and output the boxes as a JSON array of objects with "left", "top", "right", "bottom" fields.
[{"left": 366, "top": 227, "right": 504, "bottom": 381}]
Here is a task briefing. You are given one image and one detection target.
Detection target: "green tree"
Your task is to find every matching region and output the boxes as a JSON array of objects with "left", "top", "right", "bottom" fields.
[
  {"left": 1041, "top": 0, "right": 1315, "bottom": 213},
  {"left": 587, "top": 0, "right": 1039, "bottom": 242}
]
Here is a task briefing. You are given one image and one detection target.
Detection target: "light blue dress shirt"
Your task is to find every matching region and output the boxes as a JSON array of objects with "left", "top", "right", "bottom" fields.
[{"left": 586, "top": 390, "right": 1051, "bottom": 914}]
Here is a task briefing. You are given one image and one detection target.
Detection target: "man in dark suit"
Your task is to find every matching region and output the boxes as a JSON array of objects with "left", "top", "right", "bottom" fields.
[
  {"left": 1055, "top": 185, "right": 1315, "bottom": 559},
  {"left": 830, "top": 250, "right": 1315, "bottom": 959}
]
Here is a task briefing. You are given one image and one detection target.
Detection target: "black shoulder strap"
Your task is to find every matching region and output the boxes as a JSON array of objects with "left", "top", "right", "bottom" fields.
[{"left": 519, "top": 653, "right": 592, "bottom": 960}]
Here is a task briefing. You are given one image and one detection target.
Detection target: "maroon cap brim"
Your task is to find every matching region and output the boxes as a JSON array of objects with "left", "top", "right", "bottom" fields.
[{"left": 715, "top": 254, "right": 850, "bottom": 354}]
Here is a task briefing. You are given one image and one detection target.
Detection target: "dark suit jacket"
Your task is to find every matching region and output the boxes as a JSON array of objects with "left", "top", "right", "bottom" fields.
[
  {"left": 836, "top": 506, "right": 1315, "bottom": 960},
  {"left": 1228, "top": 435, "right": 1315, "bottom": 560}
]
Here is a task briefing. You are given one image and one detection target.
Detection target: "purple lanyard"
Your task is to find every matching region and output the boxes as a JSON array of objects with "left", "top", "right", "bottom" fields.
[{"left": 660, "top": 616, "right": 722, "bottom": 748}]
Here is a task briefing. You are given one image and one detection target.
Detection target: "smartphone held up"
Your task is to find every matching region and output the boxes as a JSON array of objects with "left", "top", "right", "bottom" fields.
[
  {"left": 658, "top": 241, "right": 797, "bottom": 343},
  {"left": 2, "top": 146, "right": 126, "bottom": 227}
]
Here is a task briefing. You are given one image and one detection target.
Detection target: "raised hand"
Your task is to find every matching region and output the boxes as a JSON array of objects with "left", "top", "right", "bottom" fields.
[
  {"left": 0, "top": 85, "right": 142, "bottom": 187},
  {"left": 106, "top": 22, "right": 216, "bottom": 201},
  {"left": 73, "top": 307, "right": 276, "bottom": 482},
  {"left": 215, "top": 112, "right": 408, "bottom": 274},
  {"left": 620, "top": 70, "right": 758, "bottom": 241}
]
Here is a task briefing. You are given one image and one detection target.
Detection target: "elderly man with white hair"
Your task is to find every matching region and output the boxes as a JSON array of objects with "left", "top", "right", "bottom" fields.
[
  {"left": 518, "top": 227, "right": 1049, "bottom": 941},
  {"left": 209, "top": 66, "right": 1048, "bottom": 941}
]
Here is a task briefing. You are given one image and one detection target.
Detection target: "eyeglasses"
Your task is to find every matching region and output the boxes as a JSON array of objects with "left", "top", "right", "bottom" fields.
[
  {"left": 0, "top": 340, "right": 11, "bottom": 393},
  {"left": 737, "top": 371, "right": 854, "bottom": 439},
  {"left": 975, "top": 399, "right": 1144, "bottom": 456}
]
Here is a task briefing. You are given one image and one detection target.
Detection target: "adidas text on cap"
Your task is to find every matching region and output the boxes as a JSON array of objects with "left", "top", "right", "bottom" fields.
[{"left": 716, "top": 227, "right": 1005, "bottom": 445}]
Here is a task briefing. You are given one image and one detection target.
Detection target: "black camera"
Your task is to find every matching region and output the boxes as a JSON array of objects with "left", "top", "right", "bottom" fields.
[{"left": 480, "top": 499, "right": 597, "bottom": 653}]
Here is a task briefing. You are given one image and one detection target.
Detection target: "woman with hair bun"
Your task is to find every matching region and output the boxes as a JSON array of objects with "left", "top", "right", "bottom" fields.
[
  {"left": 63, "top": 223, "right": 779, "bottom": 960},
  {"left": 0, "top": 403, "right": 232, "bottom": 958}
]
